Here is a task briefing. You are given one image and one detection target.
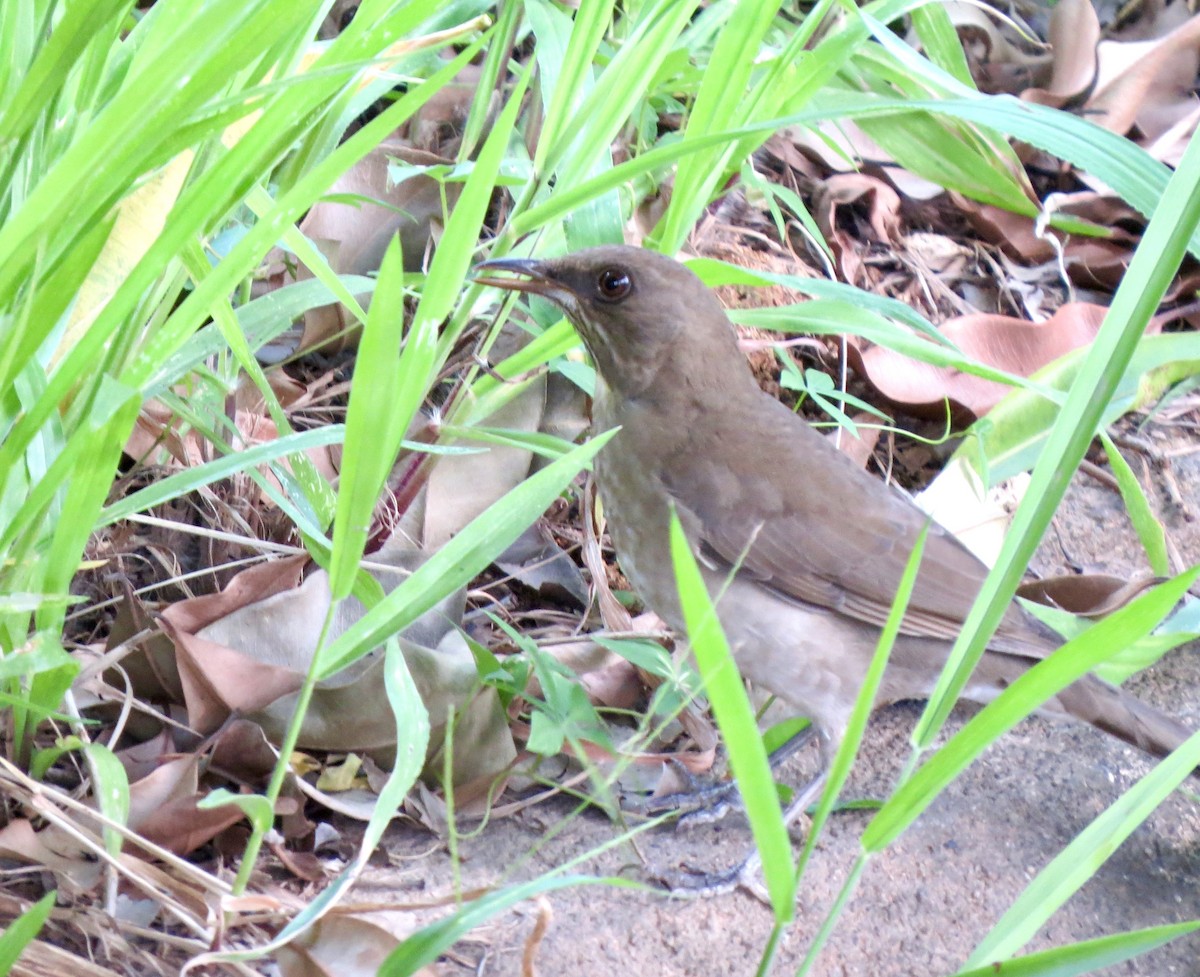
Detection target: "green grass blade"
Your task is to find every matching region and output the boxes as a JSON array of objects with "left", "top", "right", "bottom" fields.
[
  {"left": 0, "top": 891, "right": 55, "bottom": 973},
  {"left": 317, "top": 429, "right": 616, "bottom": 679},
  {"left": 531, "top": 0, "right": 614, "bottom": 175},
  {"left": 912, "top": 98, "right": 1200, "bottom": 751},
  {"left": 652, "top": 0, "right": 782, "bottom": 250},
  {"left": 328, "top": 239, "right": 417, "bottom": 600},
  {"left": 952, "top": 921, "right": 1200, "bottom": 977},
  {"left": 965, "top": 730, "right": 1200, "bottom": 967},
  {"left": 1097, "top": 430, "right": 1171, "bottom": 577},
  {"left": 668, "top": 509, "right": 796, "bottom": 919},
  {"left": 380, "top": 875, "right": 627, "bottom": 976},
  {"left": 862, "top": 567, "right": 1200, "bottom": 851}
]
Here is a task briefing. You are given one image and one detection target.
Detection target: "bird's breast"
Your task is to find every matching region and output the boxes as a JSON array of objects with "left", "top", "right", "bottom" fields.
[{"left": 592, "top": 403, "right": 690, "bottom": 628}]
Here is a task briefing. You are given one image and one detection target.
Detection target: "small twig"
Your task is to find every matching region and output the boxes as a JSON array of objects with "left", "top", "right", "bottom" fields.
[
  {"left": 521, "top": 897, "right": 553, "bottom": 977},
  {"left": 1078, "top": 457, "right": 1119, "bottom": 491}
]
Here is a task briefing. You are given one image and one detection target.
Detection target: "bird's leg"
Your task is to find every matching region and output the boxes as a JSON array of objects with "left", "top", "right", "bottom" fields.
[
  {"left": 652, "top": 763, "right": 830, "bottom": 900},
  {"left": 624, "top": 725, "right": 816, "bottom": 825}
]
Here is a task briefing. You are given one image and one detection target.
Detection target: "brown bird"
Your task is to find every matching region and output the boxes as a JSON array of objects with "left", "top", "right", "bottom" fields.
[{"left": 473, "top": 245, "right": 1191, "bottom": 870}]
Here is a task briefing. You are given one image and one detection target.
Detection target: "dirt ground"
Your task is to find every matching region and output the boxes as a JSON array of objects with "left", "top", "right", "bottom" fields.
[{"left": 355, "top": 438, "right": 1200, "bottom": 977}]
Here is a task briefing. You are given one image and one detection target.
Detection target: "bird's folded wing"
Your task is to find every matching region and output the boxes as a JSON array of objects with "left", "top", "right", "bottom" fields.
[{"left": 662, "top": 409, "right": 1053, "bottom": 656}]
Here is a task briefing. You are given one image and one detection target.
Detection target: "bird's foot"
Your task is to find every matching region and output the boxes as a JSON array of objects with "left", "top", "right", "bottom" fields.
[
  {"left": 624, "top": 763, "right": 743, "bottom": 826},
  {"left": 623, "top": 726, "right": 817, "bottom": 829},
  {"left": 643, "top": 766, "right": 829, "bottom": 902},
  {"left": 648, "top": 852, "right": 770, "bottom": 904}
]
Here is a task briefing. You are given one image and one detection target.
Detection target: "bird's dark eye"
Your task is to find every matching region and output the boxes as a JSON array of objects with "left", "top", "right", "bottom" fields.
[{"left": 596, "top": 268, "right": 632, "bottom": 302}]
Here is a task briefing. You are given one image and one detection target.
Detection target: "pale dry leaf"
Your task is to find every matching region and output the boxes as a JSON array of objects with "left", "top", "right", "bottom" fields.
[
  {"left": 917, "top": 456, "right": 1030, "bottom": 566},
  {"left": 10, "top": 937, "right": 128, "bottom": 977},
  {"left": 0, "top": 819, "right": 104, "bottom": 892},
  {"left": 277, "top": 912, "right": 434, "bottom": 977},
  {"left": 422, "top": 326, "right": 548, "bottom": 550},
  {"left": 1045, "top": 0, "right": 1101, "bottom": 99},
  {"left": 1087, "top": 8, "right": 1200, "bottom": 139},
  {"left": 162, "top": 550, "right": 516, "bottom": 793}
]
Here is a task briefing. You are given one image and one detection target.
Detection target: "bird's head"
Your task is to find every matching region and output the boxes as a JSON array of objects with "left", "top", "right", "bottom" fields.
[{"left": 473, "top": 245, "right": 745, "bottom": 400}]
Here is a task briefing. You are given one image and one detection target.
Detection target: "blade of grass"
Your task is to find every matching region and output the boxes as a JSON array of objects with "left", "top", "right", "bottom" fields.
[
  {"left": 0, "top": 891, "right": 55, "bottom": 972},
  {"left": 912, "top": 101, "right": 1200, "bottom": 757},
  {"left": 862, "top": 566, "right": 1200, "bottom": 852},
  {"left": 668, "top": 508, "right": 796, "bottom": 920},
  {"left": 1097, "top": 430, "right": 1171, "bottom": 577},
  {"left": 327, "top": 238, "right": 423, "bottom": 600},
  {"left": 531, "top": 0, "right": 614, "bottom": 175},
  {"left": 651, "top": 0, "right": 784, "bottom": 251},
  {"left": 952, "top": 920, "right": 1200, "bottom": 977},
  {"left": 965, "top": 728, "right": 1200, "bottom": 967},
  {"left": 380, "top": 875, "right": 628, "bottom": 977},
  {"left": 317, "top": 429, "right": 616, "bottom": 679}
]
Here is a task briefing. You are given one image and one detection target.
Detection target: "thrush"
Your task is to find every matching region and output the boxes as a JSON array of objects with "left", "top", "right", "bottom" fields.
[{"left": 473, "top": 245, "right": 1191, "bottom": 872}]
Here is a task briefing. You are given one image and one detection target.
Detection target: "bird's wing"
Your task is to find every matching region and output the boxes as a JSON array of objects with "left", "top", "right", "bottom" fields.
[{"left": 661, "top": 396, "right": 1053, "bottom": 656}]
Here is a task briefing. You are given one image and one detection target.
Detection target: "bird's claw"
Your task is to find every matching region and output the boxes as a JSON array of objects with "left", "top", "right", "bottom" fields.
[
  {"left": 622, "top": 757, "right": 742, "bottom": 823},
  {"left": 648, "top": 855, "right": 771, "bottom": 904}
]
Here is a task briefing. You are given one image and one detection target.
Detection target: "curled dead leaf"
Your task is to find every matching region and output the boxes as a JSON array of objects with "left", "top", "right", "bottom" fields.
[
  {"left": 1018, "top": 572, "right": 1164, "bottom": 618},
  {"left": 849, "top": 302, "right": 1142, "bottom": 418},
  {"left": 159, "top": 550, "right": 516, "bottom": 798}
]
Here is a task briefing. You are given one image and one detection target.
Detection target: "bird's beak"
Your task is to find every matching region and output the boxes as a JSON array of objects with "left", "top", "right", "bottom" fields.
[
  {"left": 470, "top": 257, "right": 555, "bottom": 296},
  {"left": 472, "top": 256, "right": 580, "bottom": 316}
]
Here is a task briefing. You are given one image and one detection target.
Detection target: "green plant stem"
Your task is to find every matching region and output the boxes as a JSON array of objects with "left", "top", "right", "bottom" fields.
[
  {"left": 231, "top": 609, "right": 335, "bottom": 895},
  {"left": 796, "top": 856, "right": 868, "bottom": 976}
]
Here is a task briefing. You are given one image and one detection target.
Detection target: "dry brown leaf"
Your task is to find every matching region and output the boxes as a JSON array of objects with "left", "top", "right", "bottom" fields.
[
  {"left": 277, "top": 912, "right": 434, "bottom": 977},
  {"left": 826, "top": 413, "right": 881, "bottom": 470},
  {"left": 422, "top": 349, "right": 546, "bottom": 549},
  {"left": 0, "top": 820, "right": 103, "bottom": 892},
  {"left": 265, "top": 835, "right": 328, "bottom": 883},
  {"left": 956, "top": 196, "right": 1139, "bottom": 283},
  {"left": 1145, "top": 101, "right": 1200, "bottom": 166},
  {"left": 159, "top": 555, "right": 309, "bottom": 734},
  {"left": 934, "top": 1, "right": 1052, "bottom": 97},
  {"left": 1019, "top": 0, "right": 1100, "bottom": 105},
  {"left": 126, "top": 756, "right": 246, "bottom": 857},
  {"left": 581, "top": 474, "right": 633, "bottom": 633},
  {"left": 494, "top": 523, "right": 587, "bottom": 607},
  {"left": 815, "top": 173, "right": 903, "bottom": 290},
  {"left": 577, "top": 656, "right": 642, "bottom": 711},
  {"left": 1047, "top": 0, "right": 1102, "bottom": 99},
  {"left": 159, "top": 551, "right": 516, "bottom": 794},
  {"left": 1017, "top": 572, "right": 1164, "bottom": 617},
  {"left": 1088, "top": 5, "right": 1200, "bottom": 141},
  {"left": 849, "top": 302, "right": 1135, "bottom": 418},
  {"left": 208, "top": 717, "right": 283, "bottom": 785}
]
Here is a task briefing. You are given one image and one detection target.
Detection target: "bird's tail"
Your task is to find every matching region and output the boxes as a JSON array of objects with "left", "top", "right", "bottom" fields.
[{"left": 1056, "top": 673, "right": 1194, "bottom": 762}]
